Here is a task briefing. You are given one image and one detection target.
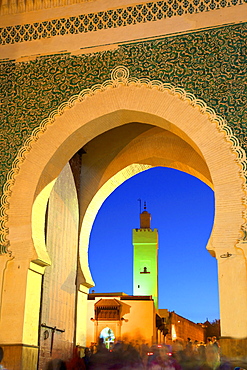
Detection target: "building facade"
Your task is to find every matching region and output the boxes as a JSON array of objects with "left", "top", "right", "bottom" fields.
[{"left": 87, "top": 293, "right": 156, "bottom": 348}]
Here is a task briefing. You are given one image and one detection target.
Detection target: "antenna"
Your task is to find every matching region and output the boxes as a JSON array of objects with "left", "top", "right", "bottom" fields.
[{"left": 137, "top": 199, "right": 142, "bottom": 214}]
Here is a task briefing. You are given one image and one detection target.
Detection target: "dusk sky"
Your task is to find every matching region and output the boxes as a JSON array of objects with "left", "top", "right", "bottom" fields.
[{"left": 88, "top": 167, "right": 218, "bottom": 324}]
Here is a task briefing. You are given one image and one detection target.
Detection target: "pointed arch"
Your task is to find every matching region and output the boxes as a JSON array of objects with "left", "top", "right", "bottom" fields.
[
  {"left": 0, "top": 66, "right": 246, "bottom": 340},
  {"left": 1, "top": 66, "right": 245, "bottom": 264}
]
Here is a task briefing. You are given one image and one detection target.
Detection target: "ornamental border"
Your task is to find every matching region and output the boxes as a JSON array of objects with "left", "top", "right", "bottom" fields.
[
  {"left": 1, "top": 65, "right": 246, "bottom": 253},
  {"left": 0, "top": 0, "right": 246, "bottom": 46}
]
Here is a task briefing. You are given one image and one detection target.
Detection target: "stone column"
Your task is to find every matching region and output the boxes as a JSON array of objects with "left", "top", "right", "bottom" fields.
[
  {"left": 217, "top": 242, "right": 247, "bottom": 360},
  {"left": 76, "top": 285, "right": 89, "bottom": 347}
]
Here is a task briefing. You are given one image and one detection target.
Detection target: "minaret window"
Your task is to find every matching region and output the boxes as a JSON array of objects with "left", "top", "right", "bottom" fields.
[{"left": 140, "top": 266, "right": 150, "bottom": 274}]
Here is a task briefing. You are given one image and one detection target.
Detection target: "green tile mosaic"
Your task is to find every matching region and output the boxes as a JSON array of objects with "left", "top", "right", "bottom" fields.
[{"left": 0, "top": 22, "right": 246, "bottom": 252}]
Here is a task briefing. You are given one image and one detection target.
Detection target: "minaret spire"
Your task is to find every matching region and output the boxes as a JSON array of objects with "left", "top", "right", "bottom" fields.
[{"left": 140, "top": 201, "right": 151, "bottom": 229}]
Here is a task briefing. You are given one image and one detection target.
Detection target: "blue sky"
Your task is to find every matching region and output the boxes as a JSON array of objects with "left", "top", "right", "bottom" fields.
[{"left": 88, "top": 167, "right": 218, "bottom": 324}]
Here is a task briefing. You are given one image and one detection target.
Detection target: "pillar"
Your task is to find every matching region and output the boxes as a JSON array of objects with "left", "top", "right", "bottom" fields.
[
  {"left": 0, "top": 257, "right": 44, "bottom": 370},
  {"left": 76, "top": 285, "right": 89, "bottom": 347},
  {"left": 217, "top": 242, "right": 247, "bottom": 359}
]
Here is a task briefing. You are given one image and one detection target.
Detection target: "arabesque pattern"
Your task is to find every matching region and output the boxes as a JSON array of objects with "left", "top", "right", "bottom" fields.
[
  {"left": 0, "top": 0, "right": 92, "bottom": 15},
  {"left": 0, "top": 0, "right": 246, "bottom": 45},
  {"left": 0, "top": 23, "right": 246, "bottom": 252}
]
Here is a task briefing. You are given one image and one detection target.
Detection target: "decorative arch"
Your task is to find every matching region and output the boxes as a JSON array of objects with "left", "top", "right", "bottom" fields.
[{"left": 1, "top": 66, "right": 246, "bottom": 272}]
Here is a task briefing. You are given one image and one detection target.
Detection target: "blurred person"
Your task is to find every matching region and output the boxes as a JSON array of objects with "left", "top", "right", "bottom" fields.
[
  {"left": 45, "top": 358, "right": 67, "bottom": 370},
  {"left": 108, "top": 341, "right": 124, "bottom": 369},
  {"left": 141, "top": 341, "right": 150, "bottom": 368},
  {"left": 66, "top": 347, "right": 86, "bottom": 370},
  {"left": 197, "top": 344, "right": 231, "bottom": 370},
  {"left": 147, "top": 345, "right": 160, "bottom": 369},
  {"left": 147, "top": 345, "right": 181, "bottom": 370},
  {"left": 206, "top": 338, "right": 212, "bottom": 347},
  {"left": 134, "top": 340, "right": 141, "bottom": 353},
  {"left": 172, "top": 340, "right": 184, "bottom": 355},
  {"left": 83, "top": 348, "right": 91, "bottom": 369},
  {"left": 185, "top": 339, "right": 194, "bottom": 359},
  {"left": 45, "top": 349, "right": 67, "bottom": 370},
  {"left": 0, "top": 347, "right": 7, "bottom": 370},
  {"left": 88, "top": 338, "right": 111, "bottom": 369},
  {"left": 212, "top": 337, "right": 219, "bottom": 348},
  {"left": 180, "top": 338, "right": 199, "bottom": 370},
  {"left": 198, "top": 343, "right": 206, "bottom": 363},
  {"left": 121, "top": 342, "right": 143, "bottom": 369},
  {"left": 193, "top": 341, "right": 199, "bottom": 353}
]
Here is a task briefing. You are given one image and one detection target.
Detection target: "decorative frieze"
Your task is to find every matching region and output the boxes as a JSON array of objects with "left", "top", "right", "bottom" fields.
[{"left": 0, "top": 0, "right": 246, "bottom": 45}]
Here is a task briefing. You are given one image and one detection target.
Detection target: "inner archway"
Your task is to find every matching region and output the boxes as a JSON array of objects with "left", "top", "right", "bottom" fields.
[
  {"left": 78, "top": 122, "right": 214, "bottom": 287},
  {"left": 88, "top": 166, "right": 217, "bottom": 324}
]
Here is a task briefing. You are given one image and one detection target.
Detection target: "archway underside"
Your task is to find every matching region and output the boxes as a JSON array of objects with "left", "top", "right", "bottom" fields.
[{"left": 78, "top": 122, "right": 214, "bottom": 286}]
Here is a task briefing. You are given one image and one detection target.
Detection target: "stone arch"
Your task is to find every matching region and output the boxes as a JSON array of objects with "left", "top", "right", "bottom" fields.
[
  {"left": 1, "top": 67, "right": 247, "bottom": 339},
  {"left": 3, "top": 67, "right": 246, "bottom": 256}
]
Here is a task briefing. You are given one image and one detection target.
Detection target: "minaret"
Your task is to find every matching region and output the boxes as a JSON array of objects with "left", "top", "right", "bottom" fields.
[{"left": 133, "top": 202, "right": 158, "bottom": 308}]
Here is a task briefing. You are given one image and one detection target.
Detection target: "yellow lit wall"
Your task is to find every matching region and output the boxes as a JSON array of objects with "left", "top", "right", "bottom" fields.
[{"left": 133, "top": 229, "right": 158, "bottom": 308}]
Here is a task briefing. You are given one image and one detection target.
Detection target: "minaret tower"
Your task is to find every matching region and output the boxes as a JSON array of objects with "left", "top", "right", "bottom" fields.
[{"left": 133, "top": 202, "right": 158, "bottom": 308}]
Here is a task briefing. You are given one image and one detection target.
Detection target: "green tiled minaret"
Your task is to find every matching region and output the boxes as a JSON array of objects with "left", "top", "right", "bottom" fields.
[{"left": 133, "top": 202, "right": 158, "bottom": 308}]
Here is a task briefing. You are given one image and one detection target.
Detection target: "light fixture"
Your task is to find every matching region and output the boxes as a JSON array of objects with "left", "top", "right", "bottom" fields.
[{"left": 220, "top": 252, "right": 232, "bottom": 258}]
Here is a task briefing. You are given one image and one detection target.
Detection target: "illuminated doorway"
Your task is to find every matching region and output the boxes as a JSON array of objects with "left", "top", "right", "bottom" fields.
[{"left": 100, "top": 327, "right": 115, "bottom": 349}]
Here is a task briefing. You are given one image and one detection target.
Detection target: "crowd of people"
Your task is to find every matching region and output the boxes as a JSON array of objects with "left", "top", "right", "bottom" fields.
[
  {"left": 44, "top": 337, "right": 245, "bottom": 370},
  {"left": 0, "top": 338, "right": 244, "bottom": 370}
]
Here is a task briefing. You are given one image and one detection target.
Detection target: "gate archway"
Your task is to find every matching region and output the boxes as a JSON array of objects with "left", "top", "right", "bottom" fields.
[{"left": 1, "top": 67, "right": 247, "bottom": 367}]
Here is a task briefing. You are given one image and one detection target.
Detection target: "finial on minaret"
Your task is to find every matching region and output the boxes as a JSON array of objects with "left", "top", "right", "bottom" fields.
[{"left": 144, "top": 201, "right": 147, "bottom": 210}]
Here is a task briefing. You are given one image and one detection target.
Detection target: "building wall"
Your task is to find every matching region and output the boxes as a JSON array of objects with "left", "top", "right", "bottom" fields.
[
  {"left": 168, "top": 312, "right": 205, "bottom": 344},
  {"left": 121, "top": 299, "right": 156, "bottom": 345}
]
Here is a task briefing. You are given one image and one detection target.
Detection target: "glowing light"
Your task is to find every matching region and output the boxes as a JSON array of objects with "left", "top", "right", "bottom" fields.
[{"left": 171, "top": 324, "right": 177, "bottom": 340}]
